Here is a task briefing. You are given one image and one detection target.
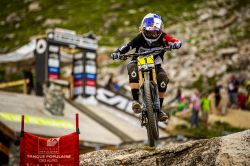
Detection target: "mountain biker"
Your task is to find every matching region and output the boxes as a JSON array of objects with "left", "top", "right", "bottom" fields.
[{"left": 111, "top": 13, "right": 182, "bottom": 121}]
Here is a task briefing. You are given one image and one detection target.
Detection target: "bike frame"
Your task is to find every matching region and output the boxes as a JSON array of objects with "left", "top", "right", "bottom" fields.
[
  {"left": 137, "top": 55, "right": 160, "bottom": 125},
  {"left": 118, "top": 47, "right": 171, "bottom": 146}
]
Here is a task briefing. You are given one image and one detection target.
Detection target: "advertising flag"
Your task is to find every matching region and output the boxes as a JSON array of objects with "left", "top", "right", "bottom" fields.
[{"left": 20, "top": 132, "right": 79, "bottom": 166}]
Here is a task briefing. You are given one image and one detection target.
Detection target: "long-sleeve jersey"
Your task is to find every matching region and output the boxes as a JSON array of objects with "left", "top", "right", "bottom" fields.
[{"left": 116, "top": 32, "right": 181, "bottom": 65}]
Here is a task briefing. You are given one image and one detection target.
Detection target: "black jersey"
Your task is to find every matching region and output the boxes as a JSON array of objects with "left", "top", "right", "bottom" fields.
[{"left": 116, "top": 32, "right": 180, "bottom": 65}]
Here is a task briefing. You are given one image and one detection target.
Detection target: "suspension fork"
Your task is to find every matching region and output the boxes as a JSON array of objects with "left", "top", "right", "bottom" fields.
[
  {"left": 140, "top": 71, "right": 149, "bottom": 126},
  {"left": 139, "top": 70, "right": 148, "bottom": 108},
  {"left": 138, "top": 70, "right": 144, "bottom": 87},
  {"left": 151, "top": 68, "right": 160, "bottom": 110},
  {"left": 152, "top": 68, "right": 157, "bottom": 85}
]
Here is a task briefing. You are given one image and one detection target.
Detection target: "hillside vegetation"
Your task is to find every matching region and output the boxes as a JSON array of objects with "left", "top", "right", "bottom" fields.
[
  {"left": 0, "top": 0, "right": 202, "bottom": 53},
  {"left": 1, "top": 0, "right": 249, "bottom": 94},
  {"left": 98, "top": 0, "right": 250, "bottom": 92}
]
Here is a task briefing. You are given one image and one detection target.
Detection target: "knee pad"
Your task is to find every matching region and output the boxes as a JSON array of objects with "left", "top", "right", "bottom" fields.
[
  {"left": 157, "top": 72, "right": 169, "bottom": 92},
  {"left": 127, "top": 62, "right": 139, "bottom": 83}
]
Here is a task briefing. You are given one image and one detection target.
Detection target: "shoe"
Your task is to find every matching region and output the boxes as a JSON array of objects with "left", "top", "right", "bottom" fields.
[
  {"left": 158, "top": 110, "right": 168, "bottom": 122},
  {"left": 132, "top": 100, "right": 141, "bottom": 114}
]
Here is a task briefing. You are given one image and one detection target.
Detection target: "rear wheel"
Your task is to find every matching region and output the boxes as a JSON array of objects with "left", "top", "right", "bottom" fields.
[{"left": 144, "top": 80, "right": 158, "bottom": 146}]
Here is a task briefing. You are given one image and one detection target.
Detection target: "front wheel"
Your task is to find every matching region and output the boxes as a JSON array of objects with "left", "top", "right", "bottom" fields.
[{"left": 144, "top": 80, "right": 159, "bottom": 146}]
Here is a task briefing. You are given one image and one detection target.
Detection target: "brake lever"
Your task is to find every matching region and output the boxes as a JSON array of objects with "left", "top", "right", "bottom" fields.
[{"left": 164, "top": 47, "right": 172, "bottom": 51}]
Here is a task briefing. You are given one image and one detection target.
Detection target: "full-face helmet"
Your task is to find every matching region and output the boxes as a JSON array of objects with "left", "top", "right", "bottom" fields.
[{"left": 140, "top": 13, "right": 163, "bottom": 43}]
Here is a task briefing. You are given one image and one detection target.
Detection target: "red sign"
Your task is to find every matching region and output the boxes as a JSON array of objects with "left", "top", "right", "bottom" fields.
[
  {"left": 20, "top": 132, "right": 79, "bottom": 166},
  {"left": 49, "top": 73, "right": 59, "bottom": 80},
  {"left": 86, "top": 80, "right": 96, "bottom": 87},
  {"left": 74, "top": 80, "right": 83, "bottom": 86}
]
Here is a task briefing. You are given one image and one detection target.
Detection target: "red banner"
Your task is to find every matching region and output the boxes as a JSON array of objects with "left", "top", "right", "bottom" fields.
[{"left": 20, "top": 132, "right": 79, "bottom": 166}]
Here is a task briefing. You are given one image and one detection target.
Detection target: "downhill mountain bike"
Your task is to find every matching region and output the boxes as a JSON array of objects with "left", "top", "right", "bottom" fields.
[{"left": 121, "top": 47, "right": 171, "bottom": 146}]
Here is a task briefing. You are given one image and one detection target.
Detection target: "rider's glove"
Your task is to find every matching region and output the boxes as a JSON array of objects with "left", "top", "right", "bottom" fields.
[
  {"left": 111, "top": 52, "right": 126, "bottom": 60},
  {"left": 169, "top": 41, "right": 182, "bottom": 49},
  {"left": 111, "top": 52, "right": 120, "bottom": 60}
]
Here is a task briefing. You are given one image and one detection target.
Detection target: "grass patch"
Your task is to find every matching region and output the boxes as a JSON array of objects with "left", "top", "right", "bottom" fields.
[
  {"left": 1, "top": 85, "right": 24, "bottom": 93},
  {"left": 105, "top": 60, "right": 124, "bottom": 68}
]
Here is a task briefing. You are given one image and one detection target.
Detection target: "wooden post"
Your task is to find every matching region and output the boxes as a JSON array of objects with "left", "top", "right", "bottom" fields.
[
  {"left": 21, "top": 115, "right": 24, "bottom": 137},
  {"left": 23, "top": 79, "right": 28, "bottom": 94},
  {"left": 70, "top": 76, "right": 74, "bottom": 99}
]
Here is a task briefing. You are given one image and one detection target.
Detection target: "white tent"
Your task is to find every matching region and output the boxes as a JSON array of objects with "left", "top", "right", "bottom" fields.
[
  {"left": 0, "top": 40, "right": 76, "bottom": 63},
  {"left": 0, "top": 40, "right": 36, "bottom": 63}
]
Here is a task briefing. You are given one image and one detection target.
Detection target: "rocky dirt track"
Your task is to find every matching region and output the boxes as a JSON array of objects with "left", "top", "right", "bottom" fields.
[{"left": 80, "top": 130, "right": 250, "bottom": 166}]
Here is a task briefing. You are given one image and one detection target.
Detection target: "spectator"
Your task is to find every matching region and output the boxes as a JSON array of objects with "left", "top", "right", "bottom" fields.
[
  {"left": 105, "top": 73, "right": 115, "bottom": 91},
  {"left": 190, "top": 90, "right": 200, "bottom": 128},
  {"left": 246, "top": 81, "right": 250, "bottom": 110},
  {"left": 105, "top": 73, "right": 120, "bottom": 92},
  {"left": 237, "top": 88, "right": 247, "bottom": 110},
  {"left": 176, "top": 87, "right": 182, "bottom": 102},
  {"left": 201, "top": 93, "right": 211, "bottom": 128},
  {"left": 227, "top": 75, "right": 239, "bottom": 108},
  {"left": 214, "top": 83, "right": 222, "bottom": 114},
  {"left": 113, "top": 79, "right": 121, "bottom": 91},
  {"left": 177, "top": 96, "right": 189, "bottom": 112},
  {"left": 23, "top": 67, "right": 34, "bottom": 94},
  {"left": 167, "top": 87, "right": 182, "bottom": 104}
]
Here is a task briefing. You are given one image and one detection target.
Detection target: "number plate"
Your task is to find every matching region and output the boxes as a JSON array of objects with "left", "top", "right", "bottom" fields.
[{"left": 137, "top": 55, "right": 154, "bottom": 66}]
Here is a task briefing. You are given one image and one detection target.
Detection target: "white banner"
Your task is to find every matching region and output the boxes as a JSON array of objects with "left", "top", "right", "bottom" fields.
[
  {"left": 74, "top": 53, "right": 83, "bottom": 59},
  {"left": 49, "top": 53, "right": 59, "bottom": 59},
  {"left": 85, "top": 65, "right": 96, "bottom": 74},
  {"left": 85, "top": 86, "right": 96, "bottom": 95},
  {"left": 86, "top": 60, "right": 96, "bottom": 66},
  {"left": 74, "top": 66, "right": 83, "bottom": 73},
  {"left": 49, "top": 45, "right": 59, "bottom": 53},
  {"left": 48, "top": 59, "right": 60, "bottom": 67},
  {"left": 86, "top": 52, "right": 96, "bottom": 59},
  {"left": 95, "top": 88, "right": 167, "bottom": 128},
  {"left": 74, "top": 87, "right": 83, "bottom": 95},
  {"left": 96, "top": 88, "right": 131, "bottom": 111}
]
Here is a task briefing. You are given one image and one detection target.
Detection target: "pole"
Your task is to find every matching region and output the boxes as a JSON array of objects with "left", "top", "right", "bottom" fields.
[
  {"left": 21, "top": 115, "right": 24, "bottom": 137},
  {"left": 76, "top": 113, "right": 80, "bottom": 134}
]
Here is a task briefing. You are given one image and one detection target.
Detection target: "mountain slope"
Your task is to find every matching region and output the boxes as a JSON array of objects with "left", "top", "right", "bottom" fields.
[{"left": 0, "top": 0, "right": 202, "bottom": 53}]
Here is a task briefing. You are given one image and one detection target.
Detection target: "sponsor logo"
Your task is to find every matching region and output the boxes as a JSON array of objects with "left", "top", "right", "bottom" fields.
[
  {"left": 38, "top": 138, "right": 60, "bottom": 154},
  {"left": 47, "top": 32, "right": 97, "bottom": 50},
  {"left": 160, "top": 81, "right": 166, "bottom": 88},
  {"left": 131, "top": 71, "right": 137, "bottom": 78},
  {"left": 96, "top": 88, "right": 133, "bottom": 113},
  {"left": 47, "top": 138, "right": 60, "bottom": 147},
  {"left": 36, "top": 39, "right": 47, "bottom": 54}
]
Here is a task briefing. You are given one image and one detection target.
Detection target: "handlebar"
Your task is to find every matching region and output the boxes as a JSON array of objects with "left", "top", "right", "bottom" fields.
[{"left": 120, "top": 47, "right": 172, "bottom": 58}]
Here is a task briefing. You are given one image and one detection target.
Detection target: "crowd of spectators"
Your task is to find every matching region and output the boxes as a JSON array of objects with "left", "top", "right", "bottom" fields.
[{"left": 169, "top": 74, "right": 250, "bottom": 128}]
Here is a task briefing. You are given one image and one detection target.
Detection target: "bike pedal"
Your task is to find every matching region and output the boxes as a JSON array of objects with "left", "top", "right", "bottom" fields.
[{"left": 141, "top": 121, "right": 147, "bottom": 126}]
